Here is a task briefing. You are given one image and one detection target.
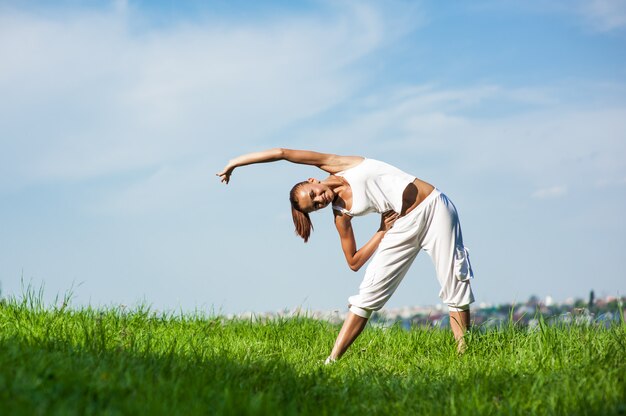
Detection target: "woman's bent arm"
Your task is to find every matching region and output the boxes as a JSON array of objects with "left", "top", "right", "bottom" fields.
[
  {"left": 217, "top": 148, "right": 362, "bottom": 184},
  {"left": 334, "top": 211, "right": 398, "bottom": 272}
]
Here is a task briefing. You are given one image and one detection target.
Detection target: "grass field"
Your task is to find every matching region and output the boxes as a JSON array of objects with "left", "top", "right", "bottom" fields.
[{"left": 1, "top": 290, "right": 625, "bottom": 415}]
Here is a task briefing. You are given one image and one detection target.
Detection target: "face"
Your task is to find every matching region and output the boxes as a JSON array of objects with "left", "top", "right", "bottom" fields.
[{"left": 296, "top": 179, "right": 334, "bottom": 213}]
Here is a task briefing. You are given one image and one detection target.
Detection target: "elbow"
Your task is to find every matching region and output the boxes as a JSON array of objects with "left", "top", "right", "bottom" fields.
[
  {"left": 275, "top": 148, "right": 286, "bottom": 158},
  {"left": 348, "top": 262, "right": 362, "bottom": 272}
]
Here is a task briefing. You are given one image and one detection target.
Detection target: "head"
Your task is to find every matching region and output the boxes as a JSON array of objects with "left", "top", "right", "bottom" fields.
[{"left": 289, "top": 178, "right": 334, "bottom": 242}]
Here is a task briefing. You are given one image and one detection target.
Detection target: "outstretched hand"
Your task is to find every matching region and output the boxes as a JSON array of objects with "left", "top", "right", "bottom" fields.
[
  {"left": 216, "top": 165, "right": 234, "bottom": 184},
  {"left": 379, "top": 210, "right": 399, "bottom": 232}
]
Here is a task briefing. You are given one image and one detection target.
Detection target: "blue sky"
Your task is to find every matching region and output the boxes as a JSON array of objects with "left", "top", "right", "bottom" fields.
[{"left": 1, "top": 0, "right": 625, "bottom": 314}]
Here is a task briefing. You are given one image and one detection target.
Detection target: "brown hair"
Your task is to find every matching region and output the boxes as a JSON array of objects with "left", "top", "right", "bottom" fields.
[{"left": 289, "top": 181, "right": 313, "bottom": 243}]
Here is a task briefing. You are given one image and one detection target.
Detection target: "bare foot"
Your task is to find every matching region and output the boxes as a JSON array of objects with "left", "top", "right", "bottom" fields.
[{"left": 456, "top": 337, "right": 467, "bottom": 354}]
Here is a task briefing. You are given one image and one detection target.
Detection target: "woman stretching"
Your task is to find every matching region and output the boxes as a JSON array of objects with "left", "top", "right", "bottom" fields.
[{"left": 217, "top": 148, "right": 474, "bottom": 361}]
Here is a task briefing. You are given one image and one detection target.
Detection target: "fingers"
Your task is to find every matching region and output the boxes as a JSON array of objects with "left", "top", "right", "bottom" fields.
[
  {"left": 383, "top": 211, "right": 399, "bottom": 221},
  {"left": 385, "top": 212, "right": 398, "bottom": 226},
  {"left": 379, "top": 210, "right": 399, "bottom": 232},
  {"left": 216, "top": 165, "right": 234, "bottom": 184},
  {"left": 215, "top": 172, "right": 230, "bottom": 184}
]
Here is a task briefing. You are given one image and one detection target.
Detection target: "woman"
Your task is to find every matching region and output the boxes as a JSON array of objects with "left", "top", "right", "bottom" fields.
[{"left": 217, "top": 148, "right": 474, "bottom": 361}]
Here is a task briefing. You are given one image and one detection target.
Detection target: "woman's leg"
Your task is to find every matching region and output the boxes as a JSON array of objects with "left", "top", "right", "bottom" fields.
[
  {"left": 420, "top": 193, "right": 474, "bottom": 352},
  {"left": 328, "top": 311, "right": 369, "bottom": 361},
  {"left": 449, "top": 308, "right": 470, "bottom": 352},
  {"left": 338, "top": 215, "right": 422, "bottom": 363}
]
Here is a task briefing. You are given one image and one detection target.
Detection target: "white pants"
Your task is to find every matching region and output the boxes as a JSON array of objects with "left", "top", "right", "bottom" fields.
[{"left": 348, "top": 189, "right": 474, "bottom": 318}]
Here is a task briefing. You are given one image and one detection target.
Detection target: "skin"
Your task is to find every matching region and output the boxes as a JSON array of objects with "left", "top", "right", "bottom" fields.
[{"left": 217, "top": 148, "right": 470, "bottom": 360}]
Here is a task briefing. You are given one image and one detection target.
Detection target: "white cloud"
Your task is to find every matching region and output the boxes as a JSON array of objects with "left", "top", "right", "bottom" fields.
[
  {"left": 295, "top": 84, "right": 548, "bottom": 149},
  {"left": 531, "top": 186, "right": 568, "bottom": 199},
  {"left": 0, "top": 3, "right": 417, "bottom": 190},
  {"left": 86, "top": 161, "right": 210, "bottom": 216},
  {"left": 113, "top": 0, "right": 128, "bottom": 14},
  {"left": 595, "top": 176, "right": 626, "bottom": 188},
  {"left": 579, "top": 0, "right": 626, "bottom": 31},
  {"left": 467, "top": 0, "right": 626, "bottom": 32},
  {"left": 1, "top": 2, "right": 623, "bottom": 216},
  {"left": 295, "top": 83, "right": 626, "bottom": 196}
]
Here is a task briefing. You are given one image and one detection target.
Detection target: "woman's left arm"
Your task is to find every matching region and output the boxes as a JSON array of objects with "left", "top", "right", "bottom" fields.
[
  {"left": 334, "top": 210, "right": 398, "bottom": 272},
  {"left": 217, "top": 148, "right": 361, "bottom": 184}
]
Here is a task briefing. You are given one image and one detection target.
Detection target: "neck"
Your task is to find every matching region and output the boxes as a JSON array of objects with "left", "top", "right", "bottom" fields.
[
  {"left": 322, "top": 175, "right": 350, "bottom": 206},
  {"left": 322, "top": 175, "right": 345, "bottom": 190}
]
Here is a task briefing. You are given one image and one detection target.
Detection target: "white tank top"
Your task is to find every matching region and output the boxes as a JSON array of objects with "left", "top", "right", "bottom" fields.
[{"left": 332, "top": 158, "right": 416, "bottom": 216}]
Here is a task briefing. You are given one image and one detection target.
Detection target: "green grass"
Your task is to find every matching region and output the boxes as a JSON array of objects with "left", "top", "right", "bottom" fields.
[{"left": 1, "top": 291, "right": 625, "bottom": 415}]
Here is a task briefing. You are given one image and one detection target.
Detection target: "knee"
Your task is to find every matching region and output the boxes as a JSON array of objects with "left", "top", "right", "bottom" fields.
[
  {"left": 448, "top": 304, "right": 470, "bottom": 312},
  {"left": 349, "top": 304, "right": 373, "bottom": 319}
]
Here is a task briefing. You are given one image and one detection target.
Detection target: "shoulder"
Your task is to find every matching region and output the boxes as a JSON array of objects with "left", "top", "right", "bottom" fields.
[{"left": 322, "top": 155, "right": 364, "bottom": 174}]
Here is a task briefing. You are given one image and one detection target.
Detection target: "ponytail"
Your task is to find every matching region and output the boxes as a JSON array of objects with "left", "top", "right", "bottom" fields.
[{"left": 289, "top": 181, "right": 313, "bottom": 243}]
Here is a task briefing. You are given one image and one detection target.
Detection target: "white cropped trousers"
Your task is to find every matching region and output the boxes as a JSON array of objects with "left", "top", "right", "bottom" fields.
[{"left": 348, "top": 189, "right": 474, "bottom": 319}]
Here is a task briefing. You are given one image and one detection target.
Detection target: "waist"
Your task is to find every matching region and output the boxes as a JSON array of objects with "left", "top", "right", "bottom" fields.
[{"left": 400, "top": 179, "right": 436, "bottom": 217}]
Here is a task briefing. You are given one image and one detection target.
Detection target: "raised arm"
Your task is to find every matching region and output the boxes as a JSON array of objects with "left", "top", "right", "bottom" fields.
[
  {"left": 334, "top": 211, "right": 398, "bottom": 272},
  {"left": 217, "top": 148, "right": 362, "bottom": 184}
]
